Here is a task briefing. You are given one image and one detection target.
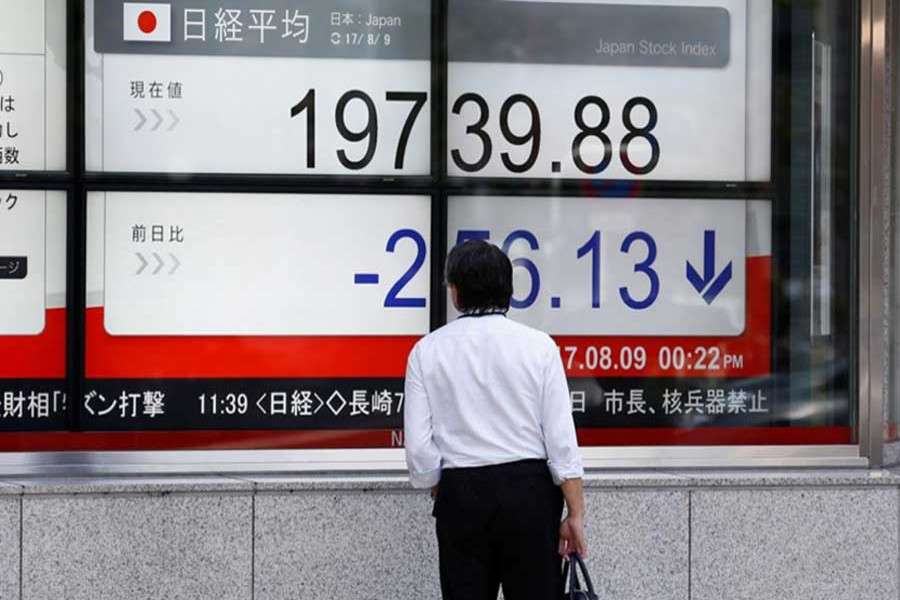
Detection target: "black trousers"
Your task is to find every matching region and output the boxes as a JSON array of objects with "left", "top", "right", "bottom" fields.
[{"left": 433, "top": 459, "right": 565, "bottom": 600}]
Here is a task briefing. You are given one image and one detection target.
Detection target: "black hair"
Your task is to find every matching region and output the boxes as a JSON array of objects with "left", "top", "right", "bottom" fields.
[{"left": 445, "top": 240, "right": 513, "bottom": 312}]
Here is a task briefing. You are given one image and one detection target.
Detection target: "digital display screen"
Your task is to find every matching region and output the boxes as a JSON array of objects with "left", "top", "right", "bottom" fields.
[
  {"left": 0, "top": 0, "right": 67, "bottom": 172},
  {"left": 450, "top": 197, "right": 750, "bottom": 336},
  {"left": 447, "top": 0, "right": 772, "bottom": 181},
  {"left": 448, "top": 196, "right": 785, "bottom": 443},
  {"left": 62, "top": 0, "right": 854, "bottom": 453},
  {"left": 85, "top": 0, "right": 432, "bottom": 175},
  {"left": 84, "top": 192, "right": 430, "bottom": 438}
]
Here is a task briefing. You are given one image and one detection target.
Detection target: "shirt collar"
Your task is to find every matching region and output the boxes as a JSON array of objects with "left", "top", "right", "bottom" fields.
[{"left": 458, "top": 307, "right": 509, "bottom": 319}]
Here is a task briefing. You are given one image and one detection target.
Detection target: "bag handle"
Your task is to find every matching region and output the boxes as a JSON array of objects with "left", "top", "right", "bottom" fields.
[
  {"left": 567, "top": 553, "right": 597, "bottom": 598},
  {"left": 563, "top": 555, "right": 577, "bottom": 600},
  {"left": 562, "top": 555, "right": 580, "bottom": 599},
  {"left": 573, "top": 553, "right": 597, "bottom": 596}
]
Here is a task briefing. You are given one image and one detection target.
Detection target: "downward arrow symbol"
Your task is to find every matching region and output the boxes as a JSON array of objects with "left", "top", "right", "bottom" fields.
[{"left": 686, "top": 230, "right": 733, "bottom": 305}]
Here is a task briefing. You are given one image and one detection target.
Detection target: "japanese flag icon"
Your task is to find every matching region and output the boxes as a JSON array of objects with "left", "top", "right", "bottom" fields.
[{"left": 123, "top": 3, "right": 171, "bottom": 42}]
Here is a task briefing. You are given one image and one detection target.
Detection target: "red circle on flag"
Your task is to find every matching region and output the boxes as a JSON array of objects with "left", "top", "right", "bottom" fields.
[{"left": 137, "top": 10, "right": 157, "bottom": 34}]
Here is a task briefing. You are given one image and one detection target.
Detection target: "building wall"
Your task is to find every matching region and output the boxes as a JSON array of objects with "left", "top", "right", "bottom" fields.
[{"left": 0, "top": 472, "right": 897, "bottom": 600}]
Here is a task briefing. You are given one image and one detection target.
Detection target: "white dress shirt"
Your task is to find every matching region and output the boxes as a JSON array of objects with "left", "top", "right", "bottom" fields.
[{"left": 404, "top": 313, "right": 584, "bottom": 489}]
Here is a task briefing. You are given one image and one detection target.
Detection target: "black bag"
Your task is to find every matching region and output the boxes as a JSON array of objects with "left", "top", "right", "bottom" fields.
[{"left": 561, "top": 553, "right": 600, "bottom": 600}]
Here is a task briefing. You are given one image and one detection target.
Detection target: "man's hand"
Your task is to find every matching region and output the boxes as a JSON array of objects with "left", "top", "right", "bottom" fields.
[
  {"left": 559, "top": 478, "right": 586, "bottom": 557},
  {"left": 430, "top": 485, "right": 439, "bottom": 500},
  {"left": 558, "top": 514, "right": 587, "bottom": 557}
]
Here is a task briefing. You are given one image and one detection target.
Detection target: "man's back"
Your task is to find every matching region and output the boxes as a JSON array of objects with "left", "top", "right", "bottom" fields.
[
  {"left": 405, "top": 312, "right": 581, "bottom": 489},
  {"left": 411, "top": 314, "right": 558, "bottom": 469}
]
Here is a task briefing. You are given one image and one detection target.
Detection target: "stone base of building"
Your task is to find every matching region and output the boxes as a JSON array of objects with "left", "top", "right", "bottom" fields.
[{"left": 0, "top": 470, "right": 897, "bottom": 600}]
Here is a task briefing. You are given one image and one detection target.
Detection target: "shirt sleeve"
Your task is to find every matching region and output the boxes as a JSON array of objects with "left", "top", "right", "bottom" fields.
[
  {"left": 540, "top": 343, "right": 585, "bottom": 485},
  {"left": 403, "top": 344, "right": 443, "bottom": 489}
]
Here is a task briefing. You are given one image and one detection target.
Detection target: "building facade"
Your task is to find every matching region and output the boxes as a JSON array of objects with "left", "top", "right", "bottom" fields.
[{"left": 0, "top": 1, "right": 899, "bottom": 598}]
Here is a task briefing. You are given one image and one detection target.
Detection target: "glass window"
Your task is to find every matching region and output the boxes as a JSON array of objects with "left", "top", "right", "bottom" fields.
[
  {"left": 0, "top": 0, "right": 861, "bottom": 458},
  {"left": 0, "top": 190, "right": 68, "bottom": 434},
  {"left": 0, "top": 0, "right": 67, "bottom": 172},
  {"left": 0, "top": 0, "right": 70, "bottom": 450},
  {"left": 84, "top": 1, "right": 432, "bottom": 176},
  {"left": 442, "top": 0, "right": 855, "bottom": 448},
  {"left": 447, "top": 0, "right": 772, "bottom": 181},
  {"left": 81, "top": 191, "right": 429, "bottom": 449},
  {"left": 447, "top": 196, "right": 778, "bottom": 444}
]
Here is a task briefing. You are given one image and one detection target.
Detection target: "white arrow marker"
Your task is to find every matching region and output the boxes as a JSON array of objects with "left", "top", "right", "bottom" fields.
[
  {"left": 151, "top": 109, "right": 163, "bottom": 131},
  {"left": 169, "top": 253, "right": 181, "bottom": 275},
  {"left": 256, "top": 394, "right": 268, "bottom": 415},
  {"left": 134, "top": 109, "right": 147, "bottom": 131},
  {"left": 168, "top": 109, "right": 180, "bottom": 131},
  {"left": 152, "top": 252, "right": 165, "bottom": 275},
  {"left": 135, "top": 252, "right": 148, "bottom": 275}
]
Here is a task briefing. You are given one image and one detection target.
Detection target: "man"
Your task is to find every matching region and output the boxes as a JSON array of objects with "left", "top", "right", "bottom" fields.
[{"left": 404, "top": 239, "right": 586, "bottom": 600}]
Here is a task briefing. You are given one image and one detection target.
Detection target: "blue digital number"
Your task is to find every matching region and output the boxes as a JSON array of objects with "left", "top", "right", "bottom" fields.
[
  {"left": 455, "top": 229, "right": 491, "bottom": 246},
  {"left": 501, "top": 230, "right": 541, "bottom": 309},
  {"left": 619, "top": 231, "right": 659, "bottom": 310},
  {"left": 384, "top": 229, "right": 427, "bottom": 308},
  {"left": 576, "top": 231, "right": 602, "bottom": 309}
]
